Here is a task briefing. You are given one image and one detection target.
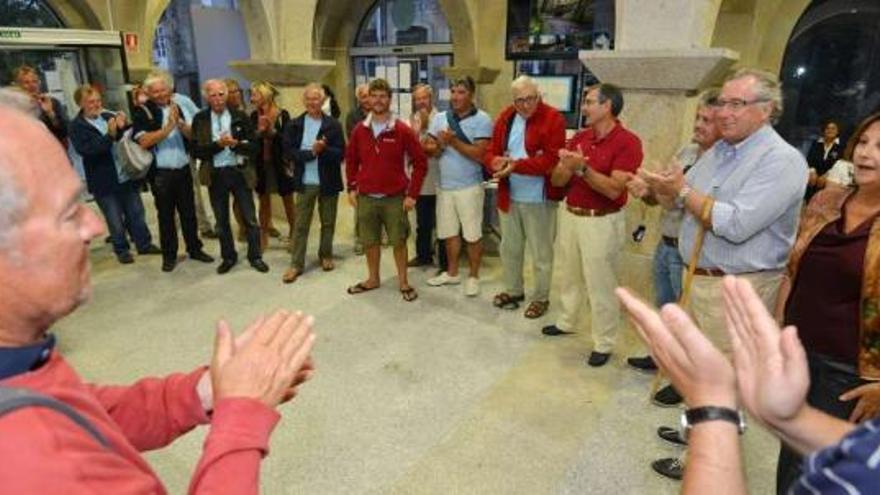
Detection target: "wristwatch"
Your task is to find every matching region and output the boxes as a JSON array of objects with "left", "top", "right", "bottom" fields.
[
  {"left": 675, "top": 184, "right": 692, "bottom": 209},
  {"left": 680, "top": 406, "right": 746, "bottom": 441}
]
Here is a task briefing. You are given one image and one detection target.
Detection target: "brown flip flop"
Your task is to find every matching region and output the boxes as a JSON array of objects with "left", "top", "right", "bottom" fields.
[{"left": 347, "top": 282, "right": 379, "bottom": 295}]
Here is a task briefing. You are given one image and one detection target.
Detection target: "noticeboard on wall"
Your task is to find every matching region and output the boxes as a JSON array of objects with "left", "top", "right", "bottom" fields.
[
  {"left": 532, "top": 75, "right": 577, "bottom": 113},
  {"left": 506, "top": 0, "right": 613, "bottom": 60}
]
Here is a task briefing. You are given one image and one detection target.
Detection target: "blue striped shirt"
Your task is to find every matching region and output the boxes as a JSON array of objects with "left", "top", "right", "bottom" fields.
[
  {"left": 678, "top": 125, "right": 808, "bottom": 273},
  {"left": 792, "top": 418, "right": 880, "bottom": 494}
]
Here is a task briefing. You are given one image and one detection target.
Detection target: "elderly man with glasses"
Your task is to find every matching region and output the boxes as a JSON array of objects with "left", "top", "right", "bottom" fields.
[{"left": 483, "top": 75, "right": 566, "bottom": 319}]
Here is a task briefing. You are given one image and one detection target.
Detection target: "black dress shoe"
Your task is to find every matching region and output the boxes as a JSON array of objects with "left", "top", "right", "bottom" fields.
[
  {"left": 249, "top": 259, "right": 270, "bottom": 273},
  {"left": 137, "top": 244, "right": 162, "bottom": 255},
  {"left": 161, "top": 259, "right": 177, "bottom": 272},
  {"left": 116, "top": 252, "right": 134, "bottom": 264},
  {"left": 657, "top": 426, "right": 688, "bottom": 446},
  {"left": 541, "top": 324, "right": 574, "bottom": 336},
  {"left": 217, "top": 259, "right": 236, "bottom": 274},
  {"left": 190, "top": 251, "right": 215, "bottom": 263},
  {"left": 587, "top": 351, "right": 611, "bottom": 367},
  {"left": 626, "top": 355, "right": 658, "bottom": 373},
  {"left": 652, "top": 384, "right": 684, "bottom": 408},
  {"left": 651, "top": 457, "right": 683, "bottom": 480}
]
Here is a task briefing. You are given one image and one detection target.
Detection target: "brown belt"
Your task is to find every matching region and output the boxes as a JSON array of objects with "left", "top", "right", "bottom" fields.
[
  {"left": 661, "top": 236, "right": 678, "bottom": 248},
  {"left": 692, "top": 267, "right": 726, "bottom": 277},
  {"left": 565, "top": 205, "right": 620, "bottom": 217}
]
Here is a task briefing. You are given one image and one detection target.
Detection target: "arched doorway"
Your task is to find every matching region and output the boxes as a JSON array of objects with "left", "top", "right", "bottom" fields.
[
  {"left": 777, "top": 0, "right": 880, "bottom": 152},
  {"left": 351, "top": 0, "right": 453, "bottom": 118}
]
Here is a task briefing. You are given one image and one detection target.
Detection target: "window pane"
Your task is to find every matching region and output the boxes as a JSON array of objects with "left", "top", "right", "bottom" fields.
[{"left": 0, "top": 0, "right": 64, "bottom": 28}]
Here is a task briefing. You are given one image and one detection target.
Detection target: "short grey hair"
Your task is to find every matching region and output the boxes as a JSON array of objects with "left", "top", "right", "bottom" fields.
[
  {"left": 698, "top": 87, "right": 720, "bottom": 108},
  {"left": 0, "top": 87, "right": 38, "bottom": 117},
  {"left": 511, "top": 75, "right": 539, "bottom": 95},
  {"left": 143, "top": 69, "right": 174, "bottom": 91},
  {"left": 727, "top": 68, "right": 783, "bottom": 124},
  {"left": 202, "top": 78, "right": 228, "bottom": 96},
  {"left": 303, "top": 82, "right": 326, "bottom": 100}
]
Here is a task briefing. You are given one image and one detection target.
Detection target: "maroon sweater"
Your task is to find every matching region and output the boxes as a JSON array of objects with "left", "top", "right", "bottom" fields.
[{"left": 345, "top": 115, "right": 427, "bottom": 198}]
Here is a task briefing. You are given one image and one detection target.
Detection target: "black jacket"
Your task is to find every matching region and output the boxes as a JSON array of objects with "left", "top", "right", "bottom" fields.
[
  {"left": 191, "top": 107, "right": 257, "bottom": 186},
  {"left": 251, "top": 109, "right": 295, "bottom": 195},
  {"left": 806, "top": 139, "right": 842, "bottom": 176},
  {"left": 282, "top": 113, "right": 344, "bottom": 196},
  {"left": 69, "top": 111, "right": 133, "bottom": 197}
]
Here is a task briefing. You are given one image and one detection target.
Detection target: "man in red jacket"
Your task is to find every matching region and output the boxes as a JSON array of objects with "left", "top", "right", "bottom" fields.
[
  {"left": 0, "top": 102, "right": 316, "bottom": 493},
  {"left": 345, "top": 78, "right": 428, "bottom": 302},
  {"left": 483, "top": 75, "right": 566, "bottom": 319}
]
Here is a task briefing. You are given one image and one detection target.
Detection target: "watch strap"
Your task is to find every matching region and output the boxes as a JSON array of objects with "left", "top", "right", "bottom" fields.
[{"left": 685, "top": 406, "right": 744, "bottom": 432}]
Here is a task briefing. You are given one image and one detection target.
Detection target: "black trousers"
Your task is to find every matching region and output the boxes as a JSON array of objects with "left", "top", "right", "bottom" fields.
[
  {"left": 415, "top": 194, "right": 447, "bottom": 270},
  {"left": 150, "top": 167, "right": 203, "bottom": 263},
  {"left": 775, "top": 353, "right": 868, "bottom": 493},
  {"left": 209, "top": 167, "right": 261, "bottom": 263}
]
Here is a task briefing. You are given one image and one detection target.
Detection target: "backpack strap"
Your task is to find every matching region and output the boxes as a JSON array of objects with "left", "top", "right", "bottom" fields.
[
  {"left": 0, "top": 386, "right": 112, "bottom": 450},
  {"left": 445, "top": 111, "right": 473, "bottom": 146}
]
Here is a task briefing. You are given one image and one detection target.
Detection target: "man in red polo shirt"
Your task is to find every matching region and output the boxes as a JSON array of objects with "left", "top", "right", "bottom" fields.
[
  {"left": 541, "top": 83, "right": 643, "bottom": 367},
  {"left": 345, "top": 78, "right": 427, "bottom": 302}
]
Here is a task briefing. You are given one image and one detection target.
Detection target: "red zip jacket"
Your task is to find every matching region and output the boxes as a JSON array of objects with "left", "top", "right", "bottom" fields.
[
  {"left": 482, "top": 101, "right": 567, "bottom": 212},
  {"left": 0, "top": 351, "right": 280, "bottom": 494},
  {"left": 345, "top": 114, "right": 427, "bottom": 198}
]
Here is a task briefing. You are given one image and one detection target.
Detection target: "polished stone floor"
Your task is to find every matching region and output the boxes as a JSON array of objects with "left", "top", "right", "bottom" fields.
[{"left": 60, "top": 194, "right": 778, "bottom": 493}]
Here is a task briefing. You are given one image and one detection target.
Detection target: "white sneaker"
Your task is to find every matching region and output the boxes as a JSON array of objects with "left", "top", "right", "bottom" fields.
[
  {"left": 427, "top": 271, "right": 461, "bottom": 286},
  {"left": 464, "top": 276, "right": 480, "bottom": 297}
]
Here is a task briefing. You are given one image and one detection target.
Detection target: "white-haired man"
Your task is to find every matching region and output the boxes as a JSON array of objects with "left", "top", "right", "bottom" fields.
[
  {"left": 0, "top": 103, "right": 315, "bottom": 492},
  {"left": 483, "top": 75, "right": 566, "bottom": 319},
  {"left": 191, "top": 79, "right": 268, "bottom": 274},
  {"left": 132, "top": 70, "right": 215, "bottom": 272}
]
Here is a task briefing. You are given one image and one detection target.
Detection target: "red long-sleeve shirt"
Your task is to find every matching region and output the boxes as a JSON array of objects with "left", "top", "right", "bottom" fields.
[
  {"left": 482, "top": 101, "right": 567, "bottom": 212},
  {"left": 345, "top": 115, "right": 427, "bottom": 198},
  {"left": 0, "top": 351, "right": 279, "bottom": 494}
]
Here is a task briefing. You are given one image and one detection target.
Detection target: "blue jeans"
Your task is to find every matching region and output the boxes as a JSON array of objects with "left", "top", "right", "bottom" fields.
[
  {"left": 652, "top": 240, "right": 684, "bottom": 306},
  {"left": 94, "top": 185, "right": 153, "bottom": 255}
]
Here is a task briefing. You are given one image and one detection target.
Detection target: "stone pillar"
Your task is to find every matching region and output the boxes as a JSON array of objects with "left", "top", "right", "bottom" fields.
[
  {"left": 227, "top": 59, "right": 337, "bottom": 114},
  {"left": 578, "top": 48, "right": 738, "bottom": 266}
]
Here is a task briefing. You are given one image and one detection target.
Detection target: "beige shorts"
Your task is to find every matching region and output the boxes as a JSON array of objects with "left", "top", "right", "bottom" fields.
[{"left": 436, "top": 184, "right": 484, "bottom": 242}]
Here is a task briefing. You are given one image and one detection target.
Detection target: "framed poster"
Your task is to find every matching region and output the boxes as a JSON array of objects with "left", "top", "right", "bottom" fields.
[{"left": 533, "top": 75, "right": 576, "bottom": 113}]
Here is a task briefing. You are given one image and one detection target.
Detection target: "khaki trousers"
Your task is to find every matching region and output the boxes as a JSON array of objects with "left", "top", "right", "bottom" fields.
[
  {"left": 555, "top": 208, "right": 625, "bottom": 353},
  {"left": 687, "top": 270, "right": 783, "bottom": 354},
  {"left": 499, "top": 201, "right": 557, "bottom": 302}
]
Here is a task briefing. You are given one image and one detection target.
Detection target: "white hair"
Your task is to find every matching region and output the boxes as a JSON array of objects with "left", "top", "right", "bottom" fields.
[
  {"left": 202, "top": 78, "right": 228, "bottom": 96},
  {"left": 303, "top": 82, "right": 326, "bottom": 100},
  {"left": 0, "top": 87, "right": 38, "bottom": 117},
  {"left": 143, "top": 69, "right": 174, "bottom": 91},
  {"left": 727, "top": 68, "right": 783, "bottom": 124},
  {"left": 511, "top": 75, "right": 539, "bottom": 95}
]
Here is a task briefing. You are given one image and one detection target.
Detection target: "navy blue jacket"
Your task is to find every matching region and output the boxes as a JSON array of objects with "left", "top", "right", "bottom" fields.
[
  {"left": 69, "top": 112, "right": 133, "bottom": 197},
  {"left": 281, "top": 112, "right": 344, "bottom": 196}
]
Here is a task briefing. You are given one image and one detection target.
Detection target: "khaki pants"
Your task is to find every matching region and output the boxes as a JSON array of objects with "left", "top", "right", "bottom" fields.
[
  {"left": 555, "top": 208, "right": 625, "bottom": 353},
  {"left": 687, "top": 270, "right": 783, "bottom": 354},
  {"left": 290, "top": 186, "right": 338, "bottom": 270},
  {"left": 499, "top": 201, "right": 557, "bottom": 302}
]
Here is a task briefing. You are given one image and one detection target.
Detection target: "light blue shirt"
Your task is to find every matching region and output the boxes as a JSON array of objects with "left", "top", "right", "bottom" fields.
[
  {"left": 211, "top": 109, "right": 237, "bottom": 168},
  {"left": 371, "top": 120, "right": 388, "bottom": 138},
  {"left": 301, "top": 115, "right": 323, "bottom": 186},
  {"left": 86, "top": 114, "right": 129, "bottom": 183},
  {"left": 153, "top": 105, "right": 189, "bottom": 170},
  {"left": 678, "top": 125, "right": 808, "bottom": 273},
  {"left": 428, "top": 109, "right": 493, "bottom": 190},
  {"left": 507, "top": 114, "right": 544, "bottom": 203},
  {"left": 172, "top": 93, "right": 199, "bottom": 125}
]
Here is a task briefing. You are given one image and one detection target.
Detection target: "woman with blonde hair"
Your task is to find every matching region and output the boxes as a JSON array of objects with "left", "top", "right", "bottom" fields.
[{"left": 250, "top": 81, "right": 295, "bottom": 251}]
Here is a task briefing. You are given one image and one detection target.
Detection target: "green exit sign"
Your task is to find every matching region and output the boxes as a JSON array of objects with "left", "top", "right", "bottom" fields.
[{"left": 0, "top": 29, "right": 23, "bottom": 39}]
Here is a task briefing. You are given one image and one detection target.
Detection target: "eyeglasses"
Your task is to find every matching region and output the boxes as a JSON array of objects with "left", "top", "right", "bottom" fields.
[
  {"left": 513, "top": 94, "right": 538, "bottom": 106},
  {"left": 712, "top": 98, "right": 769, "bottom": 111}
]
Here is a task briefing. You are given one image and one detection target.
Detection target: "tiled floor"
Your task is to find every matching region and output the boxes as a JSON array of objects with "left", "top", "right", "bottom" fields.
[{"left": 60, "top": 195, "right": 778, "bottom": 493}]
